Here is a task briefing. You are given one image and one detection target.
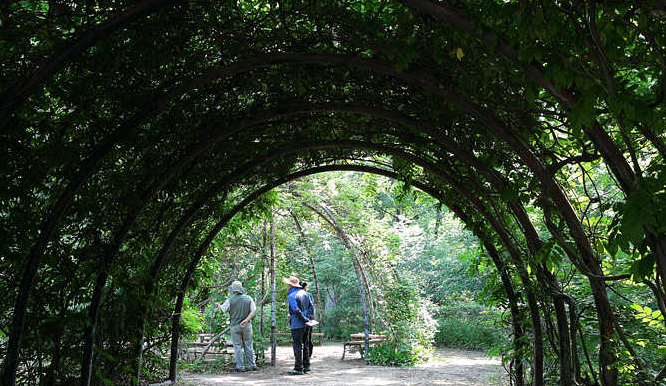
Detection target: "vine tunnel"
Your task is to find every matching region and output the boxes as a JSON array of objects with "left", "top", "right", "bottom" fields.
[{"left": 2, "top": 1, "right": 666, "bottom": 386}]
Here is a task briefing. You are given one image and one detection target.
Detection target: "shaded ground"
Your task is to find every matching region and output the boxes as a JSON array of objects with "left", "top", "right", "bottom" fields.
[{"left": 179, "top": 342, "right": 508, "bottom": 386}]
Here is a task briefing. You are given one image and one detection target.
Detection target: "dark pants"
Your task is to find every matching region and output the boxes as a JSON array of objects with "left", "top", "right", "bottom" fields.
[
  {"left": 291, "top": 327, "right": 310, "bottom": 371},
  {"left": 304, "top": 325, "right": 313, "bottom": 359}
]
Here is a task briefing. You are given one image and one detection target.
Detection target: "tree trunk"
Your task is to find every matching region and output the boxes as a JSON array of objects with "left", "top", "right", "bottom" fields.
[
  {"left": 554, "top": 295, "right": 573, "bottom": 386},
  {"left": 270, "top": 218, "right": 277, "bottom": 366},
  {"left": 261, "top": 220, "right": 267, "bottom": 336}
]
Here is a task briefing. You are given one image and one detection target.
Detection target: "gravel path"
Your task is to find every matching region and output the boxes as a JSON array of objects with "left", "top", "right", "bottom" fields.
[{"left": 179, "top": 342, "right": 507, "bottom": 386}]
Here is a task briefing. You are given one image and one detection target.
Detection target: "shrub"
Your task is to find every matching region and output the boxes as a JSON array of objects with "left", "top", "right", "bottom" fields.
[
  {"left": 434, "top": 302, "right": 507, "bottom": 350},
  {"left": 322, "top": 303, "right": 364, "bottom": 339},
  {"left": 367, "top": 284, "right": 437, "bottom": 366},
  {"left": 367, "top": 341, "right": 421, "bottom": 366}
]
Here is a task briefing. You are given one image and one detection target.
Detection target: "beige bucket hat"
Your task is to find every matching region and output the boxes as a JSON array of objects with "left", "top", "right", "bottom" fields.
[
  {"left": 228, "top": 280, "right": 246, "bottom": 293},
  {"left": 282, "top": 276, "right": 301, "bottom": 287}
]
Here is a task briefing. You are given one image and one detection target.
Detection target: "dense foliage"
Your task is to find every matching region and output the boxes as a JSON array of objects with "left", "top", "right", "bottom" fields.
[{"left": 2, "top": 1, "right": 666, "bottom": 386}]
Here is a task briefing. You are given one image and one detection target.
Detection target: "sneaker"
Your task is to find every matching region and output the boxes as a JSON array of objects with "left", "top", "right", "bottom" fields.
[
  {"left": 287, "top": 370, "right": 304, "bottom": 375},
  {"left": 303, "top": 367, "right": 311, "bottom": 373},
  {"left": 233, "top": 368, "right": 246, "bottom": 373},
  {"left": 247, "top": 367, "right": 258, "bottom": 371}
]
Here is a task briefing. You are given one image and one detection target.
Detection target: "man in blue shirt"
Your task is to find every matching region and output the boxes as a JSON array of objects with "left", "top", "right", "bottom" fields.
[
  {"left": 300, "top": 281, "right": 315, "bottom": 360},
  {"left": 283, "top": 276, "right": 314, "bottom": 375}
]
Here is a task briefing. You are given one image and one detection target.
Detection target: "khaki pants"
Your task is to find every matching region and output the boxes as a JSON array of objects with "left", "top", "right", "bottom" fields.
[{"left": 230, "top": 324, "right": 255, "bottom": 370}]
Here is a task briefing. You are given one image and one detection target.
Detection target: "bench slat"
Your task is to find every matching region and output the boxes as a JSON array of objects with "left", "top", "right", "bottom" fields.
[
  {"left": 344, "top": 339, "right": 385, "bottom": 344},
  {"left": 349, "top": 333, "right": 386, "bottom": 339}
]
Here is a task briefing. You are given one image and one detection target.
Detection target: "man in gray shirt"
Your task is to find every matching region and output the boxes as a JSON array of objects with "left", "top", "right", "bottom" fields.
[{"left": 216, "top": 280, "right": 257, "bottom": 372}]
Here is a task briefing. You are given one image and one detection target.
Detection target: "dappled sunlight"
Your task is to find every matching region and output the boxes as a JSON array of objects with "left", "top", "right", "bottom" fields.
[
  {"left": 181, "top": 344, "right": 507, "bottom": 386},
  {"left": 441, "top": 355, "right": 498, "bottom": 367},
  {"left": 426, "top": 353, "right": 500, "bottom": 368}
]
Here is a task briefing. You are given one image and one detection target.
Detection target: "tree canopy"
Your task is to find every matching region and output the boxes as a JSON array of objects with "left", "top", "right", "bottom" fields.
[{"left": 1, "top": 1, "right": 666, "bottom": 386}]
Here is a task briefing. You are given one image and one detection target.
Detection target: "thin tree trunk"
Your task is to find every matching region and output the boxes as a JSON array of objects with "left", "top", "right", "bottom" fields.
[
  {"left": 261, "top": 220, "right": 267, "bottom": 336},
  {"left": 270, "top": 218, "right": 277, "bottom": 366},
  {"left": 260, "top": 263, "right": 266, "bottom": 336},
  {"left": 564, "top": 298, "right": 582, "bottom": 384},
  {"left": 554, "top": 295, "right": 573, "bottom": 386},
  {"left": 169, "top": 295, "right": 184, "bottom": 381}
]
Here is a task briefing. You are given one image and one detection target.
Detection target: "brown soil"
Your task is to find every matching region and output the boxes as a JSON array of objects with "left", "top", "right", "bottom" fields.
[{"left": 179, "top": 342, "right": 508, "bottom": 386}]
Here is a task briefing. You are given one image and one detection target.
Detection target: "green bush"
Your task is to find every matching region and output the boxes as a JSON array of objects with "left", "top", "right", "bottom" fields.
[
  {"left": 366, "top": 283, "right": 437, "bottom": 366},
  {"left": 178, "top": 356, "right": 233, "bottom": 373},
  {"left": 434, "top": 303, "right": 507, "bottom": 350},
  {"left": 367, "top": 341, "right": 423, "bottom": 366},
  {"left": 322, "top": 302, "right": 364, "bottom": 339}
]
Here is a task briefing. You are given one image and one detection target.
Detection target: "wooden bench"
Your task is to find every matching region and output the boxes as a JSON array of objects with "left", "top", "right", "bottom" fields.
[
  {"left": 179, "top": 335, "right": 233, "bottom": 362},
  {"left": 196, "top": 333, "right": 215, "bottom": 343},
  {"left": 276, "top": 332, "right": 325, "bottom": 345},
  {"left": 341, "top": 334, "right": 387, "bottom": 360}
]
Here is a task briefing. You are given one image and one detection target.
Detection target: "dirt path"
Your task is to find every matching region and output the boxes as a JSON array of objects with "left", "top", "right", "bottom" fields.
[{"left": 179, "top": 342, "right": 507, "bottom": 386}]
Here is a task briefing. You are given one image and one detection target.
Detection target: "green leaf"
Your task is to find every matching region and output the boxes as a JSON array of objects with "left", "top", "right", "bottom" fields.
[
  {"left": 605, "top": 235, "right": 619, "bottom": 258},
  {"left": 499, "top": 188, "right": 519, "bottom": 203},
  {"left": 535, "top": 239, "right": 555, "bottom": 263},
  {"left": 630, "top": 254, "right": 655, "bottom": 282},
  {"left": 525, "top": 87, "right": 536, "bottom": 107},
  {"left": 456, "top": 47, "right": 464, "bottom": 61},
  {"left": 620, "top": 187, "right": 656, "bottom": 245}
]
